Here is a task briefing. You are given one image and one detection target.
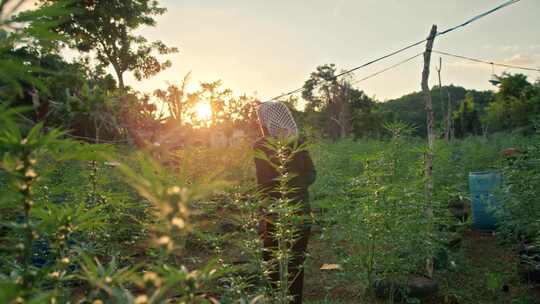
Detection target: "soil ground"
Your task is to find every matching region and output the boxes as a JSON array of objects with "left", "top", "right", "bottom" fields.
[
  {"left": 184, "top": 202, "right": 539, "bottom": 303},
  {"left": 303, "top": 228, "right": 540, "bottom": 304}
]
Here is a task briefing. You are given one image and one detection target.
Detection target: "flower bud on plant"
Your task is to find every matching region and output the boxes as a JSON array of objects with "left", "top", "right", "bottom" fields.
[
  {"left": 167, "top": 186, "right": 181, "bottom": 195},
  {"left": 143, "top": 271, "right": 162, "bottom": 287},
  {"left": 49, "top": 271, "right": 60, "bottom": 279},
  {"left": 171, "top": 217, "right": 185, "bottom": 229},
  {"left": 25, "top": 169, "right": 37, "bottom": 178},
  {"left": 134, "top": 295, "right": 149, "bottom": 304}
]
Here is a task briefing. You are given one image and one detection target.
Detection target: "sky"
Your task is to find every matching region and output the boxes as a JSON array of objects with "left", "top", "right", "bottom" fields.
[{"left": 24, "top": 0, "right": 540, "bottom": 102}]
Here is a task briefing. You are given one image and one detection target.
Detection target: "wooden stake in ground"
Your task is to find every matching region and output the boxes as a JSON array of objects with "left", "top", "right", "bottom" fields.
[
  {"left": 435, "top": 57, "right": 450, "bottom": 142},
  {"left": 421, "top": 24, "right": 437, "bottom": 279},
  {"left": 436, "top": 58, "right": 454, "bottom": 142}
]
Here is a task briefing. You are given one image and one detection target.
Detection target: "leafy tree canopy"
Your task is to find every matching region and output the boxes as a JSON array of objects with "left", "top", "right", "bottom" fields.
[{"left": 39, "top": 0, "right": 178, "bottom": 89}]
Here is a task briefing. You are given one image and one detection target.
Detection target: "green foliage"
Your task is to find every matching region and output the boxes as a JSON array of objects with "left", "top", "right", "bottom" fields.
[
  {"left": 483, "top": 73, "right": 540, "bottom": 133},
  {"left": 153, "top": 72, "right": 194, "bottom": 125},
  {"left": 453, "top": 92, "right": 483, "bottom": 137},
  {"left": 3, "top": 1, "right": 540, "bottom": 303},
  {"left": 0, "top": 107, "right": 101, "bottom": 303},
  {"left": 322, "top": 123, "right": 443, "bottom": 299},
  {"left": 301, "top": 64, "right": 375, "bottom": 140},
  {"left": 39, "top": 0, "right": 178, "bottom": 89},
  {"left": 54, "top": 82, "right": 123, "bottom": 141},
  {"left": 498, "top": 130, "right": 540, "bottom": 242},
  {"left": 0, "top": 108, "right": 234, "bottom": 303},
  {"left": 380, "top": 85, "right": 493, "bottom": 137},
  {"left": 0, "top": 0, "right": 68, "bottom": 99}
]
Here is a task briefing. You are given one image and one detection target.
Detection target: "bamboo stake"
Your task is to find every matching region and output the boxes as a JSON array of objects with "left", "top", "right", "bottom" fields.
[{"left": 421, "top": 24, "right": 437, "bottom": 279}]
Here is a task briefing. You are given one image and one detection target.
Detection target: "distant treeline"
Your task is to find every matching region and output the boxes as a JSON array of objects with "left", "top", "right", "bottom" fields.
[{"left": 290, "top": 66, "right": 540, "bottom": 140}]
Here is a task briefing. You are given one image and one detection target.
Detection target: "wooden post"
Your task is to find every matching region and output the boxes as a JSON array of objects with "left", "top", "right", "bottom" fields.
[
  {"left": 436, "top": 58, "right": 454, "bottom": 142},
  {"left": 421, "top": 24, "right": 437, "bottom": 279},
  {"left": 436, "top": 57, "right": 448, "bottom": 141}
]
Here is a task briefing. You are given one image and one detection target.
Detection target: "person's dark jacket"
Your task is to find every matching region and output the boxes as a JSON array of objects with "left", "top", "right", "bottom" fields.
[{"left": 253, "top": 137, "right": 316, "bottom": 214}]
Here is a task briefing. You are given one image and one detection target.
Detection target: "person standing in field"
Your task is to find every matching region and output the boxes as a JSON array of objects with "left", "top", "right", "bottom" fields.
[{"left": 253, "top": 101, "right": 316, "bottom": 304}]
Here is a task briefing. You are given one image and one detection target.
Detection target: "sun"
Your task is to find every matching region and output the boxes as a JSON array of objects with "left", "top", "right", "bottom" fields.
[{"left": 194, "top": 102, "right": 212, "bottom": 122}]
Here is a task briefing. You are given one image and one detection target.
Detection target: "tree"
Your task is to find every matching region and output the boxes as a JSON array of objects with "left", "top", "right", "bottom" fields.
[
  {"left": 453, "top": 92, "right": 482, "bottom": 137},
  {"left": 482, "top": 73, "right": 540, "bottom": 133},
  {"left": 1, "top": 0, "right": 69, "bottom": 100},
  {"left": 496, "top": 73, "right": 533, "bottom": 100},
  {"left": 302, "top": 64, "right": 372, "bottom": 140},
  {"left": 349, "top": 89, "right": 376, "bottom": 138},
  {"left": 380, "top": 86, "right": 493, "bottom": 137},
  {"left": 40, "top": 0, "right": 178, "bottom": 90},
  {"left": 154, "top": 72, "right": 195, "bottom": 126},
  {"left": 197, "top": 80, "right": 231, "bottom": 127}
]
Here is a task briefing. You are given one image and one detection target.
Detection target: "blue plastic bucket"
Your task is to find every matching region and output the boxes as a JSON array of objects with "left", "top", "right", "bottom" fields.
[{"left": 469, "top": 171, "right": 502, "bottom": 231}]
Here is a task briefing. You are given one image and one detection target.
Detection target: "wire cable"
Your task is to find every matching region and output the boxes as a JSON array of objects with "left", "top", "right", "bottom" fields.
[
  {"left": 436, "top": 0, "right": 520, "bottom": 36},
  {"left": 266, "top": 0, "right": 521, "bottom": 102},
  {"left": 432, "top": 50, "right": 540, "bottom": 72},
  {"left": 351, "top": 52, "right": 424, "bottom": 85}
]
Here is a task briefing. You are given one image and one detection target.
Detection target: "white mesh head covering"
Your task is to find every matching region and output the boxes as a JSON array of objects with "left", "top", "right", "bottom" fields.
[{"left": 256, "top": 101, "right": 298, "bottom": 138}]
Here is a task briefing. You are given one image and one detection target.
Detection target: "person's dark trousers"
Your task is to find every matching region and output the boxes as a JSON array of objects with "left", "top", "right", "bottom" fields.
[{"left": 262, "top": 224, "right": 311, "bottom": 304}]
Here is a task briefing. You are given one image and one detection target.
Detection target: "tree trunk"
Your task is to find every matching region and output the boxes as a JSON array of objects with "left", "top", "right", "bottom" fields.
[
  {"left": 94, "top": 116, "right": 100, "bottom": 144},
  {"left": 421, "top": 24, "right": 438, "bottom": 279},
  {"left": 113, "top": 64, "right": 125, "bottom": 91},
  {"left": 338, "top": 83, "right": 351, "bottom": 139}
]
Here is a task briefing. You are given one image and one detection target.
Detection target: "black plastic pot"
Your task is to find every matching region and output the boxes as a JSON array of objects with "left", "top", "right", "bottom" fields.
[
  {"left": 448, "top": 197, "right": 471, "bottom": 222},
  {"left": 373, "top": 275, "right": 439, "bottom": 301},
  {"left": 518, "top": 244, "right": 540, "bottom": 283},
  {"left": 373, "top": 278, "right": 404, "bottom": 302},
  {"left": 407, "top": 276, "right": 439, "bottom": 298}
]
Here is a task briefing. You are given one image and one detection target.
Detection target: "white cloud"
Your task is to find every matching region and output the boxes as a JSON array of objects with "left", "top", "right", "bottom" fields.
[
  {"left": 501, "top": 45, "right": 521, "bottom": 52},
  {"left": 502, "top": 53, "right": 540, "bottom": 66},
  {"left": 481, "top": 44, "right": 540, "bottom": 53}
]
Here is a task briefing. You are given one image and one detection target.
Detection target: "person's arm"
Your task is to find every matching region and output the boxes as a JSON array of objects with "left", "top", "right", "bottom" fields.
[
  {"left": 301, "top": 149, "right": 317, "bottom": 187},
  {"left": 254, "top": 156, "right": 276, "bottom": 188},
  {"left": 253, "top": 140, "right": 279, "bottom": 191},
  {"left": 253, "top": 142, "right": 278, "bottom": 236}
]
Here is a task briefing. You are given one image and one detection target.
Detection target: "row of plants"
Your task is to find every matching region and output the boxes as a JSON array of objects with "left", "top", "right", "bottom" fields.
[
  {"left": 2, "top": 101, "right": 323, "bottom": 303},
  {"left": 0, "top": 106, "right": 214, "bottom": 302},
  {"left": 3, "top": 104, "right": 539, "bottom": 303},
  {"left": 496, "top": 123, "right": 540, "bottom": 286},
  {"left": 309, "top": 126, "right": 534, "bottom": 302}
]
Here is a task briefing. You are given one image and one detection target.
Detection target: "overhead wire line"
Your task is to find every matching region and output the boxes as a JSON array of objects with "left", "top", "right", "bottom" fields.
[
  {"left": 435, "top": 0, "right": 520, "bottom": 36},
  {"left": 264, "top": 0, "right": 521, "bottom": 102},
  {"left": 351, "top": 52, "right": 423, "bottom": 85},
  {"left": 432, "top": 50, "right": 540, "bottom": 72}
]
